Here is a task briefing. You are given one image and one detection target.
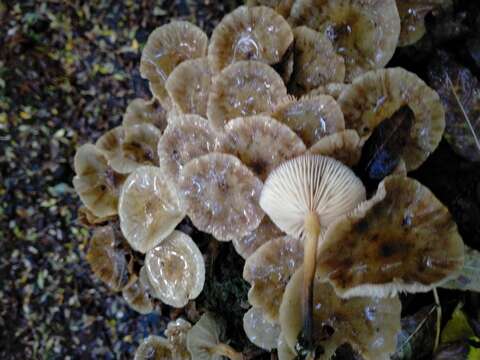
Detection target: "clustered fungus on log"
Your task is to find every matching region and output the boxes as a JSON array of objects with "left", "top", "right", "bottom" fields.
[{"left": 72, "top": 2, "right": 470, "bottom": 359}]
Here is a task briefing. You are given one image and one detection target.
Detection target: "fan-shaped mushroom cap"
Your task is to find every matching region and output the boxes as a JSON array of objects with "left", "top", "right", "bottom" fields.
[
  {"left": 73, "top": 144, "right": 125, "bottom": 218},
  {"left": 308, "top": 130, "right": 362, "bottom": 167},
  {"left": 77, "top": 206, "right": 116, "bottom": 226},
  {"left": 134, "top": 336, "right": 173, "bottom": 360},
  {"left": 122, "top": 275, "right": 154, "bottom": 314},
  {"left": 260, "top": 155, "right": 365, "bottom": 239},
  {"left": 165, "top": 318, "right": 192, "bottom": 359},
  {"left": 232, "top": 217, "right": 284, "bottom": 259},
  {"left": 223, "top": 115, "right": 306, "bottom": 180},
  {"left": 118, "top": 166, "right": 184, "bottom": 253},
  {"left": 179, "top": 153, "right": 264, "bottom": 241},
  {"left": 122, "top": 98, "right": 168, "bottom": 131},
  {"left": 246, "top": 0, "right": 294, "bottom": 18},
  {"left": 157, "top": 114, "right": 221, "bottom": 182},
  {"left": 397, "top": 0, "right": 449, "bottom": 47},
  {"left": 165, "top": 58, "right": 212, "bottom": 117},
  {"left": 207, "top": 61, "right": 287, "bottom": 130},
  {"left": 86, "top": 225, "right": 130, "bottom": 291},
  {"left": 338, "top": 68, "right": 445, "bottom": 171},
  {"left": 308, "top": 82, "right": 351, "bottom": 100},
  {"left": 96, "top": 125, "right": 161, "bottom": 174},
  {"left": 244, "top": 235, "right": 304, "bottom": 322},
  {"left": 145, "top": 231, "right": 204, "bottom": 308},
  {"left": 186, "top": 313, "right": 223, "bottom": 360},
  {"left": 280, "top": 267, "right": 401, "bottom": 359},
  {"left": 271, "top": 95, "right": 345, "bottom": 147},
  {"left": 290, "top": 26, "right": 345, "bottom": 95},
  {"left": 289, "top": 0, "right": 401, "bottom": 82},
  {"left": 316, "top": 175, "right": 464, "bottom": 298},
  {"left": 208, "top": 6, "right": 294, "bottom": 73},
  {"left": 243, "top": 307, "right": 281, "bottom": 351},
  {"left": 140, "top": 21, "right": 208, "bottom": 107}
]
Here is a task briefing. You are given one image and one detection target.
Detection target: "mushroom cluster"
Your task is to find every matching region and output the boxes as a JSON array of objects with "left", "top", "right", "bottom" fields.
[{"left": 72, "top": 2, "right": 468, "bottom": 360}]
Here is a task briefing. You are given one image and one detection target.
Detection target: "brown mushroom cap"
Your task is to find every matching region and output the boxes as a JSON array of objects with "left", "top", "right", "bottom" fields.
[
  {"left": 122, "top": 275, "right": 154, "bottom": 314},
  {"left": 338, "top": 67, "right": 446, "bottom": 171},
  {"left": 232, "top": 217, "right": 284, "bottom": 259},
  {"left": 223, "top": 115, "right": 306, "bottom": 181},
  {"left": 179, "top": 153, "right": 264, "bottom": 241},
  {"left": 397, "top": 0, "right": 450, "bottom": 47},
  {"left": 243, "top": 235, "right": 304, "bottom": 322},
  {"left": 73, "top": 144, "right": 125, "bottom": 218},
  {"left": 122, "top": 98, "right": 168, "bottom": 131},
  {"left": 140, "top": 21, "right": 208, "bottom": 107},
  {"left": 134, "top": 336, "right": 173, "bottom": 360},
  {"left": 246, "top": 0, "right": 295, "bottom": 18},
  {"left": 157, "top": 114, "right": 221, "bottom": 181},
  {"left": 145, "top": 230, "right": 205, "bottom": 308},
  {"left": 207, "top": 60, "right": 287, "bottom": 130},
  {"left": 165, "top": 318, "right": 192, "bottom": 359},
  {"left": 165, "top": 58, "right": 212, "bottom": 117},
  {"left": 96, "top": 125, "right": 161, "bottom": 174},
  {"left": 289, "top": 0, "right": 401, "bottom": 82},
  {"left": 308, "top": 129, "right": 362, "bottom": 167},
  {"left": 271, "top": 94, "right": 345, "bottom": 147},
  {"left": 290, "top": 26, "right": 345, "bottom": 95},
  {"left": 316, "top": 175, "right": 465, "bottom": 298},
  {"left": 118, "top": 166, "right": 184, "bottom": 253},
  {"left": 280, "top": 267, "right": 401, "bottom": 359},
  {"left": 260, "top": 154, "right": 365, "bottom": 239},
  {"left": 208, "top": 6, "right": 294, "bottom": 73},
  {"left": 243, "top": 307, "right": 281, "bottom": 351},
  {"left": 77, "top": 206, "right": 116, "bottom": 226},
  {"left": 86, "top": 225, "right": 130, "bottom": 291}
]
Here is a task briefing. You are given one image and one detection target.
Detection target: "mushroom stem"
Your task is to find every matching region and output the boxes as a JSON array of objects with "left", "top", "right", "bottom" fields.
[
  {"left": 212, "top": 343, "right": 244, "bottom": 360},
  {"left": 302, "top": 211, "right": 321, "bottom": 350}
]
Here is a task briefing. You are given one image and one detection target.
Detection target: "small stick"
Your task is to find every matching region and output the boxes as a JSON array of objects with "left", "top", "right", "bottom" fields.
[{"left": 433, "top": 288, "right": 442, "bottom": 352}]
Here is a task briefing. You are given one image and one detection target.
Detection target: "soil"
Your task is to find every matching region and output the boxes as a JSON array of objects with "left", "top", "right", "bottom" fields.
[{"left": 0, "top": 1, "right": 479, "bottom": 359}]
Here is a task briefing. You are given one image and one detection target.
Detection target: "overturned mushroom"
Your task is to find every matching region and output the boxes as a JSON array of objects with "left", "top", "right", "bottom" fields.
[
  {"left": 208, "top": 6, "right": 293, "bottom": 73},
  {"left": 280, "top": 267, "right": 401, "bottom": 359},
  {"left": 96, "top": 125, "right": 161, "bottom": 174},
  {"left": 289, "top": 0, "right": 401, "bottom": 81},
  {"left": 140, "top": 21, "right": 208, "bottom": 107},
  {"left": 145, "top": 230, "right": 205, "bottom": 308},
  {"left": 271, "top": 94, "right": 345, "bottom": 147},
  {"left": 157, "top": 114, "right": 221, "bottom": 181},
  {"left": 246, "top": 0, "right": 294, "bottom": 18},
  {"left": 122, "top": 275, "right": 154, "bottom": 314},
  {"left": 308, "top": 130, "right": 362, "bottom": 167},
  {"left": 223, "top": 115, "right": 306, "bottom": 180},
  {"left": 243, "top": 235, "right": 304, "bottom": 322},
  {"left": 134, "top": 336, "right": 173, "bottom": 360},
  {"left": 232, "top": 217, "right": 284, "bottom": 260},
  {"left": 122, "top": 98, "right": 168, "bottom": 131},
  {"left": 207, "top": 60, "right": 287, "bottom": 129},
  {"left": 290, "top": 26, "right": 345, "bottom": 95},
  {"left": 165, "top": 58, "right": 212, "bottom": 117},
  {"left": 86, "top": 225, "right": 130, "bottom": 291},
  {"left": 243, "top": 307, "right": 281, "bottom": 351},
  {"left": 179, "top": 153, "right": 264, "bottom": 241},
  {"left": 316, "top": 175, "right": 464, "bottom": 298},
  {"left": 73, "top": 144, "right": 125, "bottom": 218},
  {"left": 118, "top": 166, "right": 184, "bottom": 253},
  {"left": 260, "top": 154, "right": 365, "bottom": 350},
  {"left": 187, "top": 313, "right": 244, "bottom": 360},
  {"left": 338, "top": 67, "right": 445, "bottom": 171}
]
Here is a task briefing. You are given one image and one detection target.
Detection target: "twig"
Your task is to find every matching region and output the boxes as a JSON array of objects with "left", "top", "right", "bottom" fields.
[
  {"left": 446, "top": 75, "right": 480, "bottom": 154},
  {"left": 433, "top": 288, "right": 442, "bottom": 352}
]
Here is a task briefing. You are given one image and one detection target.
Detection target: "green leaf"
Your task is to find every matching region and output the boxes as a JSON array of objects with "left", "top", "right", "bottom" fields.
[
  {"left": 441, "top": 304, "right": 475, "bottom": 345},
  {"left": 441, "top": 246, "right": 480, "bottom": 292}
]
